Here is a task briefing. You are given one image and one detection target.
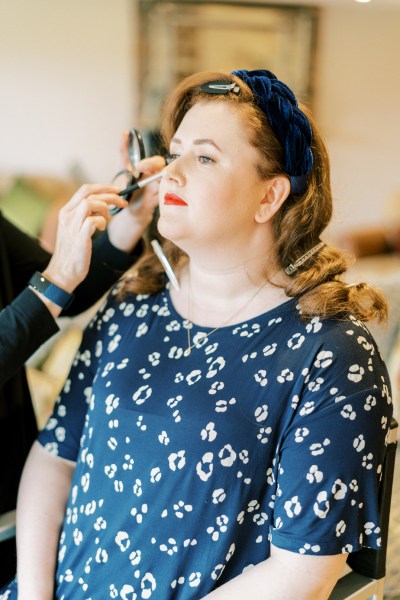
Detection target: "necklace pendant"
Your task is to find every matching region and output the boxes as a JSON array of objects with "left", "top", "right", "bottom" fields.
[{"left": 184, "top": 347, "right": 191, "bottom": 357}]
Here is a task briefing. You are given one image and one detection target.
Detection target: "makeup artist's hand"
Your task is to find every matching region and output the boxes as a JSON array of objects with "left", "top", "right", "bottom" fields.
[
  {"left": 107, "top": 153, "right": 165, "bottom": 253},
  {"left": 33, "top": 184, "right": 128, "bottom": 318}
]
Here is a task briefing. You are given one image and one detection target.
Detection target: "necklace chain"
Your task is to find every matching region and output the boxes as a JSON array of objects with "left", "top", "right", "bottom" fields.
[{"left": 184, "top": 277, "right": 267, "bottom": 357}]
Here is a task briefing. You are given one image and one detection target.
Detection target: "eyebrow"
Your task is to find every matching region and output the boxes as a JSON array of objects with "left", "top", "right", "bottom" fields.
[{"left": 171, "top": 137, "right": 222, "bottom": 152}]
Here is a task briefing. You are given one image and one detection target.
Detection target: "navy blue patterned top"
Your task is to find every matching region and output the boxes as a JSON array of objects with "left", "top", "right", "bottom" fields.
[{"left": 36, "top": 284, "right": 392, "bottom": 599}]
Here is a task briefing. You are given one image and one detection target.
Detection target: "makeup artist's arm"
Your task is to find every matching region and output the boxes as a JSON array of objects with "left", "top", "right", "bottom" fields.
[
  {"left": 0, "top": 187, "right": 128, "bottom": 385},
  {"left": 34, "top": 184, "right": 130, "bottom": 320},
  {"left": 203, "top": 545, "right": 347, "bottom": 600},
  {"left": 64, "top": 154, "right": 165, "bottom": 315},
  {"left": 0, "top": 157, "right": 163, "bottom": 384},
  {"left": 42, "top": 154, "right": 164, "bottom": 315}
]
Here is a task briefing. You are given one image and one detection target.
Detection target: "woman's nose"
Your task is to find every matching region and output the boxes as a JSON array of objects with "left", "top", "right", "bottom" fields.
[{"left": 165, "top": 156, "right": 185, "bottom": 187}]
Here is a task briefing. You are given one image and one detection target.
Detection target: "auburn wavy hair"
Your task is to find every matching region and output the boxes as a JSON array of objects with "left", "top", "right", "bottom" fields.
[{"left": 118, "top": 71, "right": 387, "bottom": 323}]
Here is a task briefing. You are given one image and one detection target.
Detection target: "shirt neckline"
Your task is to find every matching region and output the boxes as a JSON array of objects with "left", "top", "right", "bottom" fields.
[{"left": 163, "top": 286, "right": 297, "bottom": 333}]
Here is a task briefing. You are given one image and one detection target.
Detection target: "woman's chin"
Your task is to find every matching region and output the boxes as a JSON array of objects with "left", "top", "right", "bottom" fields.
[{"left": 157, "top": 217, "right": 186, "bottom": 245}]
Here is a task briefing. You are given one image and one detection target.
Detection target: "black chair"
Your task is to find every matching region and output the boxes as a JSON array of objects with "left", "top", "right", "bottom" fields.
[{"left": 329, "top": 417, "right": 398, "bottom": 600}]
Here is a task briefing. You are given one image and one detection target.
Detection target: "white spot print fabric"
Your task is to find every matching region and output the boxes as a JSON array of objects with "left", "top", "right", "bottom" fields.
[{"left": 7, "top": 285, "right": 393, "bottom": 598}]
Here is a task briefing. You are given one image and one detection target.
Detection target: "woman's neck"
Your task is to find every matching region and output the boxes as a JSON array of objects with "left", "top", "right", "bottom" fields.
[{"left": 170, "top": 255, "right": 289, "bottom": 328}]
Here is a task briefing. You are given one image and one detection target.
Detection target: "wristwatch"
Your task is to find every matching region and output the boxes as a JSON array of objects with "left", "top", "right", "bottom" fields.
[{"left": 29, "top": 271, "right": 74, "bottom": 309}]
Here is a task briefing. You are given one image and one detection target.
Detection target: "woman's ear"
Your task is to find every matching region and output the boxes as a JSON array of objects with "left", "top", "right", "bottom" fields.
[{"left": 255, "top": 176, "right": 291, "bottom": 223}]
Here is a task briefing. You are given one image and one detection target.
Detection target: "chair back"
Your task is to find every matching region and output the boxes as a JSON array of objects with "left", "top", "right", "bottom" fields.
[
  {"left": 329, "top": 417, "right": 398, "bottom": 600},
  {"left": 346, "top": 417, "right": 398, "bottom": 579}
]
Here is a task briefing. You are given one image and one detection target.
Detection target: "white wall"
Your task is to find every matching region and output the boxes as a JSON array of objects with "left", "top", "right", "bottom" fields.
[
  {"left": 0, "top": 0, "right": 137, "bottom": 182},
  {"left": 315, "top": 4, "right": 400, "bottom": 241},
  {"left": 0, "top": 1, "right": 399, "bottom": 240}
]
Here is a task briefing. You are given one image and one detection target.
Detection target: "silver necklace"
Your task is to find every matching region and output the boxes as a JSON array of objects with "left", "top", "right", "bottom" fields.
[{"left": 183, "top": 278, "right": 268, "bottom": 357}]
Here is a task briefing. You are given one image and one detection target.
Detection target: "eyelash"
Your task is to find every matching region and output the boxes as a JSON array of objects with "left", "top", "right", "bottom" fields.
[
  {"left": 166, "top": 153, "right": 215, "bottom": 165},
  {"left": 199, "top": 155, "right": 214, "bottom": 164}
]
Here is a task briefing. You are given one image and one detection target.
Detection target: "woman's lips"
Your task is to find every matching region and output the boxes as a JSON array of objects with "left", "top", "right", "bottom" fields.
[{"left": 164, "top": 193, "right": 188, "bottom": 206}]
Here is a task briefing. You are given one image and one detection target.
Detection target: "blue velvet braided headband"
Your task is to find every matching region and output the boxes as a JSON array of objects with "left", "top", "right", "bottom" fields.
[{"left": 201, "top": 69, "right": 313, "bottom": 195}]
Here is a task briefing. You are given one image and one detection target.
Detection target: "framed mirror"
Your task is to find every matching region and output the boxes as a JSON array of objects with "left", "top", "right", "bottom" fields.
[{"left": 137, "top": 0, "right": 319, "bottom": 131}]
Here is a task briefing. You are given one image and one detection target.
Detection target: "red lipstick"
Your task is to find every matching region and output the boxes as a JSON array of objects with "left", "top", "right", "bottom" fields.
[{"left": 164, "top": 193, "right": 188, "bottom": 206}]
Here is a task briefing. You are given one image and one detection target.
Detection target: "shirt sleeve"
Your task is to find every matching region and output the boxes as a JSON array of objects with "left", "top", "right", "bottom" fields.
[
  {"left": 269, "top": 329, "right": 393, "bottom": 556},
  {"left": 0, "top": 213, "right": 51, "bottom": 295},
  {"left": 0, "top": 289, "right": 59, "bottom": 386},
  {"left": 37, "top": 290, "right": 118, "bottom": 461}
]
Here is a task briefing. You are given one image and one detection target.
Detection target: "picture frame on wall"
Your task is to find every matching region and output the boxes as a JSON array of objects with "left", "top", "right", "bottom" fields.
[{"left": 137, "top": 0, "right": 319, "bottom": 132}]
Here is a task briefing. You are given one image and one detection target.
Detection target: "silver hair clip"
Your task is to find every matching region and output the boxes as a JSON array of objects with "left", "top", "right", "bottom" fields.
[
  {"left": 151, "top": 239, "right": 180, "bottom": 291},
  {"left": 200, "top": 81, "right": 240, "bottom": 95},
  {"left": 285, "top": 241, "right": 325, "bottom": 276}
]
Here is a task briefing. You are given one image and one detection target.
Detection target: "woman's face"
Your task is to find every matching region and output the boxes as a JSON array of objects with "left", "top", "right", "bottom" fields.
[{"left": 158, "top": 101, "right": 271, "bottom": 259}]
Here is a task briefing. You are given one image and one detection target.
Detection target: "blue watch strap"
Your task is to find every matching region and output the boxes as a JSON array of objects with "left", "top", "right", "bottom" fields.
[{"left": 29, "top": 272, "right": 74, "bottom": 309}]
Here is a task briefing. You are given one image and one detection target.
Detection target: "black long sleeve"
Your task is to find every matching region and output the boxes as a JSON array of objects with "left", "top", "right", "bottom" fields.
[
  {"left": 0, "top": 214, "right": 143, "bottom": 385},
  {"left": 0, "top": 289, "right": 59, "bottom": 385}
]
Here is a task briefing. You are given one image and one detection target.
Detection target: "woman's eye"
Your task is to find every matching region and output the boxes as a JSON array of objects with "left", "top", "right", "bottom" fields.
[
  {"left": 166, "top": 153, "right": 179, "bottom": 164},
  {"left": 198, "top": 155, "right": 214, "bottom": 164}
]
